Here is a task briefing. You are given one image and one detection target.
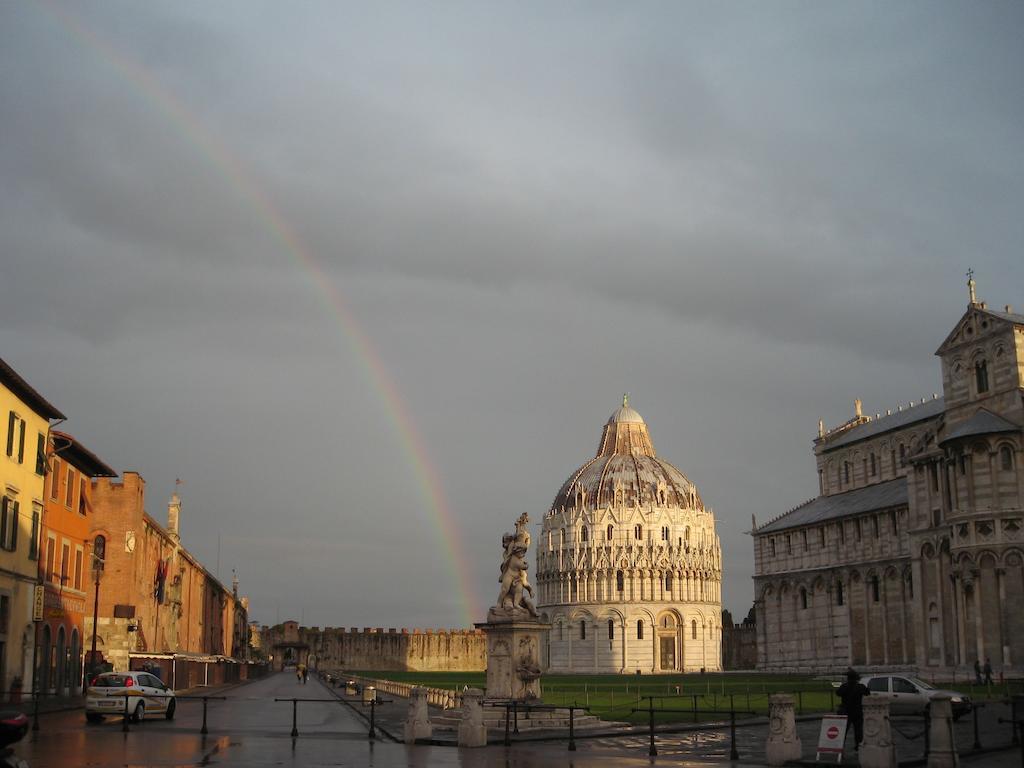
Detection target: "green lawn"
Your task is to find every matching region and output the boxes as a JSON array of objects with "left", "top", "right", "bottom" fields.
[{"left": 346, "top": 670, "right": 1021, "bottom": 724}]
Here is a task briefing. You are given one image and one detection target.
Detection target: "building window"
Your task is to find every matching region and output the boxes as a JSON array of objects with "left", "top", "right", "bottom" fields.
[
  {"left": 580, "top": 621, "right": 586, "bottom": 641},
  {"left": 608, "top": 619, "right": 614, "bottom": 640},
  {"left": 45, "top": 536, "right": 56, "bottom": 582},
  {"left": 819, "top": 527, "right": 825, "bottom": 547},
  {"left": 891, "top": 449, "right": 897, "bottom": 475},
  {"left": 7, "top": 412, "right": 26, "bottom": 463},
  {"left": 1001, "top": 446, "right": 1014, "bottom": 471},
  {"left": 616, "top": 570, "right": 624, "bottom": 592},
  {"left": 607, "top": 524, "right": 614, "bottom": 541},
  {"left": 74, "top": 547, "right": 83, "bottom": 590},
  {"left": 4, "top": 412, "right": 14, "bottom": 457},
  {"left": 65, "top": 468, "right": 75, "bottom": 508},
  {"left": 50, "top": 459, "right": 60, "bottom": 500},
  {"left": 818, "top": 469, "right": 823, "bottom": 494},
  {"left": 871, "top": 577, "right": 880, "bottom": 603},
  {"left": 769, "top": 539, "right": 776, "bottom": 557},
  {"left": 786, "top": 535, "right": 792, "bottom": 554},
  {"left": 665, "top": 573, "right": 673, "bottom": 592},
  {"left": 35, "top": 433, "right": 46, "bottom": 475},
  {"left": 800, "top": 587, "right": 808, "bottom": 610},
  {"left": 79, "top": 477, "right": 87, "bottom": 515},
  {"left": 976, "top": 360, "right": 989, "bottom": 393},
  {"left": 959, "top": 454, "right": 967, "bottom": 475},
  {"left": 872, "top": 516, "right": 879, "bottom": 537},
  {"left": 29, "top": 504, "right": 41, "bottom": 560},
  {"left": 691, "top": 620, "right": 697, "bottom": 640},
  {"left": 844, "top": 462, "right": 850, "bottom": 485},
  {"left": 855, "top": 519, "right": 862, "bottom": 542},
  {"left": 870, "top": 453, "right": 877, "bottom": 476},
  {"left": 838, "top": 522, "right": 845, "bottom": 544},
  {"left": 899, "top": 445, "right": 906, "bottom": 468},
  {"left": 634, "top": 525, "right": 642, "bottom": 541},
  {"left": 60, "top": 542, "right": 70, "bottom": 587},
  {"left": 802, "top": 530, "right": 808, "bottom": 551},
  {"left": 580, "top": 527, "right": 588, "bottom": 543},
  {"left": 891, "top": 510, "right": 898, "bottom": 535},
  {"left": 637, "top": 620, "right": 644, "bottom": 639},
  {"left": 836, "top": 581, "right": 844, "bottom": 606},
  {"left": 661, "top": 526, "right": 669, "bottom": 541},
  {"left": 0, "top": 497, "right": 18, "bottom": 551}
]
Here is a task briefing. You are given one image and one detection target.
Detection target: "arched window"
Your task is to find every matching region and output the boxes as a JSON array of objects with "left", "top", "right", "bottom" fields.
[
  {"left": 871, "top": 576, "right": 880, "bottom": 603},
  {"left": 580, "top": 621, "right": 586, "bottom": 640},
  {"left": 665, "top": 573, "right": 673, "bottom": 592},
  {"left": 976, "top": 360, "right": 989, "bottom": 393},
  {"left": 559, "top": 528, "right": 565, "bottom": 546},
  {"left": 637, "top": 620, "right": 644, "bottom": 639},
  {"left": 685, "top": 527, "right": 690, "bottom": 545},
  {"left": 1001, "top": 446, "right": 1014, "bottom": 471},
  {"left": 870, "top": 453, "right": 877, "bottom": 476},
  {"left": 661, "top": 526, "right": 669, "bottom": 541},
  {"left": 844, "top": 462, "right": 850, "bottom": 484},
  {"left": 800, "top": 587, "right": 808, "bottom": 610},
  {"left": 580, "top": 527, "right": 588, "bottom": 543},
  {"left": 607, "top": 524, "right": 614, "bottom": 541},
  {"left": 691, "top": 620, "right": 698, "bottom": 640},
  {"left": 607, "top": 619, "right": 614, "bottom": 640},
  {"left": 899, "top": 445, "right": 906, "bottom": 468},
  {"left": 634, "top": 525, "right": 642, "bottom": 540},
  {"left": 836, "top": 581, "right": 844, "bottom": 606},
  {"left": 616, "top": 570, "right": 624, "bottom": 592}
]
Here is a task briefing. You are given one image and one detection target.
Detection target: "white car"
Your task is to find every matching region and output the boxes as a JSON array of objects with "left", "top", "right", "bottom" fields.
[
  {"left": 861, "top": 674, "right": 971, "bottom": 719},
  {"left": 85, "top": 671, "right": 176, "bottom": 723}
]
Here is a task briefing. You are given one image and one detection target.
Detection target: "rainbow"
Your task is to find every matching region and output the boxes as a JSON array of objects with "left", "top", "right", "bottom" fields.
[{"left": 38, "top": 1, "right": 483, "bottom": 625}]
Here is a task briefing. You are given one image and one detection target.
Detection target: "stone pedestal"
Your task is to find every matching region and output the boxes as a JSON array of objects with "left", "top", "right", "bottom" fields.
[
  {"left": 458, "top": 688, "right": 487, "bottom": 748},
  {"left": 927, "top": 695, "right": 960, "bottom": 768},
  {"left": 860, "top": 698, "right": 896, "bottom": 768},
  {"left": 477, "top": 610, "right": 550, "bottom": 701},
  {"left": 766, "top": 694, "right": 802, "bottom": 766},
  {"left": 403, "top": 687, "right": 432, "bottom": 744}
]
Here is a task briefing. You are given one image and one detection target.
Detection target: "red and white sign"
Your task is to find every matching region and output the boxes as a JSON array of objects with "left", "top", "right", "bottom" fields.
[{"left": 816, "top": 714, "right": 848, "bottom": 761}]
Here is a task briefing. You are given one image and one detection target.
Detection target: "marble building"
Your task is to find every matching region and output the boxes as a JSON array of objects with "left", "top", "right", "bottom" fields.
[
  {"left": 536, "top": 398, "right": 723, "bottom": 673},
  {"left": 753, "top": 280, "right": 1024, "bottom": 675}
]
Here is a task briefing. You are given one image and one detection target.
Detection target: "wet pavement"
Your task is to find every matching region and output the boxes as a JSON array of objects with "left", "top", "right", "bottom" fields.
[{"left": 7, "top": 672, "right": 1022, "bottom": 766}]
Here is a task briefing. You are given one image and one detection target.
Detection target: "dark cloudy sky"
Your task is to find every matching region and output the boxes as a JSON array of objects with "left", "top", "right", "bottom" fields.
[{"left": 2, "top": 1, "right": 1022, "bottom": 629}]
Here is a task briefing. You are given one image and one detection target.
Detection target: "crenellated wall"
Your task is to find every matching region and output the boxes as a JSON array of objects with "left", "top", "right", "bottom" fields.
[{"left": 261, "top": 622, "right": 486, "bottom": 672}]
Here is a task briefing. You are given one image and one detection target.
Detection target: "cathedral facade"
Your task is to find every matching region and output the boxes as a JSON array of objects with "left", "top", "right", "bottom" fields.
[
  {"left": 536, "top": 398, "right": 722, "bottom": 673},
  {"left": 753, "top": 283, "right": 1024, "bottom": 675}
]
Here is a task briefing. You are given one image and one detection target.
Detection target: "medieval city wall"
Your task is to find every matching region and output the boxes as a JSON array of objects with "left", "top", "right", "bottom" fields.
[{"left": 263, "top": 623, "right": 486, "bottom": 672}]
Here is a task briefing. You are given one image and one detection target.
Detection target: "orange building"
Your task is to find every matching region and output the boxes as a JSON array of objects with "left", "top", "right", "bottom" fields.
[
  {"left": 38, "top": 432, "right": 115, "bottom": 696},
  {"left": 85, "top": 472, "right": 249, "bottom": 678}
]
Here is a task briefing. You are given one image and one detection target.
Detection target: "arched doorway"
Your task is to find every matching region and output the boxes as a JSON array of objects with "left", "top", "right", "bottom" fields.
[
  {"left": 40, "top": 625, "right": 51, "bottom": 694},
  {"left": 656, "top": 612, "right": 679, "bottom": 671},
  {"left": 70, "top": 630, "right": 81, "bottom": 694},
  {"left": 56, "top": 627, "right": 66, "bottom": 696}
]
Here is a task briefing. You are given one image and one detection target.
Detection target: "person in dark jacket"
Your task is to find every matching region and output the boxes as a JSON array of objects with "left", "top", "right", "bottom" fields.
[{"left": 837, "top": 668, "right": 870, "bottom": 751}]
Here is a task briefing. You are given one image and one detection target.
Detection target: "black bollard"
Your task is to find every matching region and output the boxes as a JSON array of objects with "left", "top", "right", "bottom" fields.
[
  {"left": 122, "top": 694, "right": 130, "bottom": 733},
  {"left": 972, "top": 703, "right": 981, "bottom": 751},
  {"left": 368, "top": 697, "right": 376, "bottom": 741},
  {"left": 648, "top": 697, "right": 657, "bottom": 757},
  {"left": 201, "top": 697, "right": 209, "bottom": 735},
  {"left": 730, "top": 708, "right": 739, "bottom": 761},
  {"left": 504, "top": 703, "right": 511, "bottom": 747},
  {"left": 692, "top": 694, "right": 698, "bottom": 722},
  {"left": 513, "top": 700, "right": 519, "bottom": 734},
  {"left": 291, "top": 699, "right": 298, "bottom": 739},
  {"left": 568, "top": 706, "right": 576, "bottom": 752},
  {"left": 32, "top": 689, "right": 40, "bottom": 733},
  {"left": 924, "top": 708, "right": 930, "bottom": 760}
]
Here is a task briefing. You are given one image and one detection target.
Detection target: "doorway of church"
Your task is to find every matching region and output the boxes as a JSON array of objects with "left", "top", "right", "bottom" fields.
[{"left": 659, "top": 636, "right": 676, "bottom": 670}]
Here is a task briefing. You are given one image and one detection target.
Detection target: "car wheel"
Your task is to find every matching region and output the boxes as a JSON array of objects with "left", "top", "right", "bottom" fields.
[
  {"left": 132, "top": 702, "right": 145, "bottom": 723},
  {"left": 86, "top": 713, "right": 103, "bottom": 724},
  {"left": 165, "top": 699, "right": 176, "bottom": 720}
]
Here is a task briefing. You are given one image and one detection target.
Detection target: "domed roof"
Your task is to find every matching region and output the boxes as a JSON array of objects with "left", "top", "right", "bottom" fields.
[{"left": 551, "top": 397, "right": 704, "bottom": 513}]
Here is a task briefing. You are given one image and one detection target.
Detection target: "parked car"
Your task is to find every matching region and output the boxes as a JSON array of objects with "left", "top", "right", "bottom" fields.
[
  {"left": 85, "top": 671, "right": 176, "bottom": 723},
  {"left": 860, "top": 674, "right": 971, "bottom": 719}
]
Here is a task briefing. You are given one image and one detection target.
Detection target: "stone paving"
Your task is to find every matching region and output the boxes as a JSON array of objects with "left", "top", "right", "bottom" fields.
[{"left": 6, "top": 672, "right": 1022, "bottom": 767}]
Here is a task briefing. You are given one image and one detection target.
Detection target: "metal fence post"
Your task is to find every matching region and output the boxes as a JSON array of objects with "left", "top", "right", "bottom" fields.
[
  {"left": 972, "top": 703, "right": 981, "bottom": 751},
  {"left": 648, "top": 697, "right": 657, "bottom": 757},
  {"left": 568, "top": 706, "right": 576, "bottom": 752},
  {"left": 368, "top": 697, "right": 375, "bottom": 741},
  {"left": 513, "top": 700, "right": 519, "bottom": 734},
  {"left": 730, "top": 707, "right": 739, "bottom": 761},
  {"left": 692, "top": 694, "right": 698, "bottom": 722},
  {"left": 201, "top": 697, "right": 209, "bottom": 735},
  {"left": 504, "top": 702, "right": 511, "bottom": 747},
  {"left": 291, "top": 699, "right": 298, "bottom": 739},
  {"left": 122, "top": 694, "right": 130, "bottom": 733}
]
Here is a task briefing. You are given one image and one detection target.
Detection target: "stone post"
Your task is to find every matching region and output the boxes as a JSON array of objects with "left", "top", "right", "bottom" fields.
[
  {"left": 362, "top": 685, "right": 376, "bottom": 704},
  {"left": 457, "top": 688, "right": 487, "bottom": 748},
  {"left": 766, "top": 693, "right": 802, "bottom": 765},
  {"left": 860, "top": 698, "right": 896, "bottom": 768},
  {"left": 927, "top": 695, "right": 959, "bottom": 768},
  {"left": 403, "top": 687, "right": 432, "bottom": 744}
]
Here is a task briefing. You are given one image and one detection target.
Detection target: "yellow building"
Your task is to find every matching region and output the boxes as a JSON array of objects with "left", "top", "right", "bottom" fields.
[{"left": 0, "top": 359, "right": 64, "bottom": 697}]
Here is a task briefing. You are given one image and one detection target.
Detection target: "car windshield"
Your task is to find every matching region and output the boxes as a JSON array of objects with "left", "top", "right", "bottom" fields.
[
  {"left": 906, "top": 677, "right": 934, "bottom": 690},
  {"left": 95, "top": 674, "right": 133, "bottom": 687}
]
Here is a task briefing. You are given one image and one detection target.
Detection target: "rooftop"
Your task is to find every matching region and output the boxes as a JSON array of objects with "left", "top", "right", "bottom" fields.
[
  {"left": 755, "top": 477, "right": 907, "bottom": 534},
  {"left": 822, "top": 397, "right": 944, "bottom": 451},
  {"left": 0, "top": 357, "right": 65, "bottom": 420}
]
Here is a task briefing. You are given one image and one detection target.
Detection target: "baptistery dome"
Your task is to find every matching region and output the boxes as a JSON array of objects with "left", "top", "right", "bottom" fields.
[{"left": 536, "top": 397, "right": 723, "bottom": 674}]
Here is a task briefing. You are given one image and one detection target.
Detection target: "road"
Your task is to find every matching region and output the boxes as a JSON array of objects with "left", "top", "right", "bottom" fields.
[{"left": 8, "top": 672, "right": 1022, "bottom": 767}]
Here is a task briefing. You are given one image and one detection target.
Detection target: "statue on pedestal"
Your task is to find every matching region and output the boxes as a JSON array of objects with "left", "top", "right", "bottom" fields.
[{"left": 493, "top": 512, "right": 538, "bottom": 620}]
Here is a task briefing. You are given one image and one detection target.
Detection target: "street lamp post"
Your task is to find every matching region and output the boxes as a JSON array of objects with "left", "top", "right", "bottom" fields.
[{"left": 88, "top": 535, "right": 105, "bottom": 681}]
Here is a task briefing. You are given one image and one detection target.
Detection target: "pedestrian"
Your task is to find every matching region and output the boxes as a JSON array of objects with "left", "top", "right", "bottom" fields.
[
  {"left": 974, "top": 659, "right": 982, "bottom": 685},
  {"left": 983, "top": 658, "right": 993, "bottom": 686},
  {"left": 837, "top": 668, "right": 870, "bottom": 751},
  {"left": 302, "top": 667, "right": 308, "bottom": 684}
]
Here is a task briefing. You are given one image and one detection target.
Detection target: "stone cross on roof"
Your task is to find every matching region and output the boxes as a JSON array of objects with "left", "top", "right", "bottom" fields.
[{"left": 967, "top": 268, "right": 977, "bottom": 304}]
